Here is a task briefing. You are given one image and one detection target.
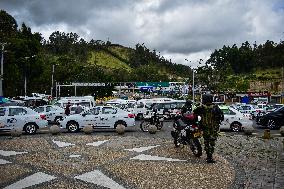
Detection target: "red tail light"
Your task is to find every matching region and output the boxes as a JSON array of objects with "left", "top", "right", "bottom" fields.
[
  {"left": 128, "top": 114, "right": 135, "bottom": 118},
  {"left": 40, "top": 114, "right": 46, "bottom": 120}
]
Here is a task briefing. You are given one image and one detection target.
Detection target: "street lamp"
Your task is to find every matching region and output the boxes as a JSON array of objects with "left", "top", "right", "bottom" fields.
[
  {"left": 0, "top": 43, "right": 6, "bottom": 96},
  {"left": 185, "top": 59, "right": 195, "bottom": 109},
  {"left": 24, "top": 55, "right": 36, "bottom": 96}
]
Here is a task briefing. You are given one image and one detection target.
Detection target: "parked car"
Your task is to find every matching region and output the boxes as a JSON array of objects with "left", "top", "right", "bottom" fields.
[
  {"left": 0, "top": 106, "right": 48, "bottom": 134},
  {"left": 60, "top": 106, "right": 135, "bottom": 132},
  {"left": 256, "top": 106, "right": 284, "bottom": 129},
  {"left": 0, "top": 100, "right": 25, "bottom": 107},
  {"left": 219, "top": 106, "right": 253, "bottom": 132},
  {"left": 237, "top": 104, "right": 264, "bottom": 118},
  {"left": 34, "top": 105, "right": 65, "bottom": 123}
]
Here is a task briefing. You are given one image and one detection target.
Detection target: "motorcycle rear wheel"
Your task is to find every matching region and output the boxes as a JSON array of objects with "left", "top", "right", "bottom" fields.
[
  {"left": 189, "top": 138, "right": 202, "bottom": 157},
  {"left": 156, "top": 122, "right": 163, "bottom": 130}
]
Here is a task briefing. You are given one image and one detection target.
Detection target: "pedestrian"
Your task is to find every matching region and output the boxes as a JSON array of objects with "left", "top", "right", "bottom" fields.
[
  {"left": 65, "top": 102, "right": 71, "bottom": 116},
  {"left": 74, "top": 103, "right": 83, "bottom": 114},
  {"left": 193, "top": 94, "right": 224, "bottom": 163}
]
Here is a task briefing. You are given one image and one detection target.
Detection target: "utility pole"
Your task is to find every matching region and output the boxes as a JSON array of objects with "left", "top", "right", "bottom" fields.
[
  {"left": 0, "top": 43, "right": 6, "bottom": 96},
  {"left": 192, "top": 69, "right": 195, "bottom": 108},
  {"left": 51, "top": 64, "right": 55, "bottom": 97}
]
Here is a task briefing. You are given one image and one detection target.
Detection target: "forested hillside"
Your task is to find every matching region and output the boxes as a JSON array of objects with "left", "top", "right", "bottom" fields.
[
  {"left": 0, "top": 10, "right": 191, "bottom": 97},
  {"left": 1, "top": 9, "right": 284, "bottom": 97}
]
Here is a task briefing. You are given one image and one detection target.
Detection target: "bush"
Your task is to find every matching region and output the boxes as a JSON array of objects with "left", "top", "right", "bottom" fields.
[
  {"left": 116, "top": 124, "right": 125, "bottom": 135},
  {"left": 49, "top": 125, "right": 61, "bottom": 135},
  {"left": 10, "top": 128, "right": 22, "bottom": 137},
  {"left": 83, "top": 125, "right": 94, "bottom": 134}
]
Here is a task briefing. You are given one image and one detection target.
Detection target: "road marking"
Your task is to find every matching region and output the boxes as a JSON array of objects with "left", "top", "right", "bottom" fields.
[
  {"left": 131, "top": 154, "right": 187, "bottom": 162},
  {"left": 125, "top": 145, "right": 160, "bottom": 153},
  {"left": 69, "top": 154, "right": 81, "bottom": 158},
  {"left": 3, "top": 172, "right": 56, "bottom": 189},
  {"left": 86, "top": 140, "right": 109, "bottom": 147},
  {"left": 0, "top": 158, "right": 11, "bottom": 164},
  {"left": 0, "top": 150, "right": 28, "bottom": 156},
  {"left": 52, "top": 139, "right": 75, "bottom": 147},
  {"left": 75, "top": 170, "right": 125, "bottom": 189}
]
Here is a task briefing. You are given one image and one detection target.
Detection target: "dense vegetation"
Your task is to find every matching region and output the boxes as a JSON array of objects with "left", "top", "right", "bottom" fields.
[{"left": 0, "top": 10, "right": 283, "bottom": 97}]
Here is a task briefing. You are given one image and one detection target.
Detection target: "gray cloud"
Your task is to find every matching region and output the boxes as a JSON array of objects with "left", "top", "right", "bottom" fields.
[{"left": 1, "top": 0, "right": 284, "bottom": 65}]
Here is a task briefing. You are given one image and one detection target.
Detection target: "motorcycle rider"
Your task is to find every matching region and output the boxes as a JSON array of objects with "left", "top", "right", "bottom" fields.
[
  {"left": 181, "top": 99, "right": 192, "bottom": 115},
  {"left": 193, "top": 94, "right": 224, "bottom": 163}
]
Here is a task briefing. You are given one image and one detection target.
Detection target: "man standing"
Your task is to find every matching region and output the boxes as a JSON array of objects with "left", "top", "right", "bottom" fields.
[
  {"left": 194, "top": 94, "right": 224, "bottom": 163},
  {"left": 65, "top": 102, "right": 71, "bottom": 116},
  {"left": 75, "top": 103, "right": 83, "bottom": 114}
]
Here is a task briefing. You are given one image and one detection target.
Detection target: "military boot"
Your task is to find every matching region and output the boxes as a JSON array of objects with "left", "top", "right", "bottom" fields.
[{"left": 206, "top": 153, "right": 216, "bottom": 163}]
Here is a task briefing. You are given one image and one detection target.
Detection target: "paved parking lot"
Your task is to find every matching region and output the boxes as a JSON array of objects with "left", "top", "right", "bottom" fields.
[{"left": 0, "top": 121, "right": 283, "bottom": 189}]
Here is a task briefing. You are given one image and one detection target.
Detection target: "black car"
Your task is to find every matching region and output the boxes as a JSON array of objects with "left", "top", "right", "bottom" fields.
[{"left": 257, "top": 106, "right": 284, "bottom": 129}]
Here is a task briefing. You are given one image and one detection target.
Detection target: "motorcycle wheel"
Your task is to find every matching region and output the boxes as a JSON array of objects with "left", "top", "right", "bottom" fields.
[
  {"left": 140, "top": 120, "right": 151, "bottom": 132},
  {"left": 156, "top": 121, "right": 163, "bottom": 130},
  {"left": 189, "top": 138, "right": 202, "bottom": 157}
]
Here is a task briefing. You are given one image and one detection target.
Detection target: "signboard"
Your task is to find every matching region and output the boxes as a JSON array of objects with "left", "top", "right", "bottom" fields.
[
  {"left": 247, "top": 92, "right": 271, "bottom": 97},
  {"left": 72, "top": 83, "right": 106, "bottom": 87}
]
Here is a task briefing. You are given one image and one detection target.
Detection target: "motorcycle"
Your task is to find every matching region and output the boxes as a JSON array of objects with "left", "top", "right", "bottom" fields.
[
  {"left": 140, "top": 112, "right": 164, "bottom": 132},
  {"left": 171, "top": 113, "right": 203, "bottom": 157}
]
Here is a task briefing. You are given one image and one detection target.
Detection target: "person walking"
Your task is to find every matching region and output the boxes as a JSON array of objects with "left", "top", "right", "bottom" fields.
[
  {"left": 193, "top": 94, "right": 224, "bottom": 163},
  {"left": 65, "top": 102, "right": 71, "bottom": 116}
]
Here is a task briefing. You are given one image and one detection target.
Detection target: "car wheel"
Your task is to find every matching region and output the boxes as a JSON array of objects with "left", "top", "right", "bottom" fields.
[
  {"left": 54, "top": 116, "right": 63, "bottom": 123},
  {"left": 230, "top": 122, "right": 241, "bottom": 132},
  {"left": 24, "top": 123, "right": 37, "bottom": 134},
  {"left": 267, "top": 119, "right": 277, "bottom": 129},
  {"left": 114, "top": 122, "right": 126, "bottom": 129},
  {"left": 67, "top": 121, "right": 79, "bottom": 133}
]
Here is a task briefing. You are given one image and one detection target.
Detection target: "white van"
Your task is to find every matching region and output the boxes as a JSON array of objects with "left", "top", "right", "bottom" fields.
[{"left": 54, "top": 96, "right": 95, "bottom": 109}]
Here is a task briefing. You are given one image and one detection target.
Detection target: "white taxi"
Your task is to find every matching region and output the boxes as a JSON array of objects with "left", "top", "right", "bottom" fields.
[
  {"left": 0, "top": 106, "right": 48, "bottom": 134},
  {"left": 219, "top": 106, "right": 253, "bottom": 132},
  {"left": 34, "top": 105, "right": 65, "bottom": 123},
  {"left": 60, "top": 106, "right": 136, "bottom": 132}
]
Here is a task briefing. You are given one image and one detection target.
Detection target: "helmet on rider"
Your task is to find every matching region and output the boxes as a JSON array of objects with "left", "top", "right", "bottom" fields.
[{"left": 202, "top": 94, "right": 213, "bottom": 105}]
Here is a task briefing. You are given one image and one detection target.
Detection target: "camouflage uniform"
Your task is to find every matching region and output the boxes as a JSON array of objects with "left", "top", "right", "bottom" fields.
[{"left": 194, "top": 104, "right": 223, "bottom": 162}]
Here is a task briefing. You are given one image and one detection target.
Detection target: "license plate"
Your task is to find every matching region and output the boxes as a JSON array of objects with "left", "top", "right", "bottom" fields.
[{"left": 193, "top": 131, "right": 202, "bottom": 138}]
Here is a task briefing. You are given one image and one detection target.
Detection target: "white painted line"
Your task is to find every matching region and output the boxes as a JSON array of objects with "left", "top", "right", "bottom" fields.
[
  {"left": 4, "top": 172, "right": 56, "bottom": 189},
  {"left": 75, "top": 170, "right": 125, "bottom": 189},
  {"left": 86, "top": 140, "right": 109, "bottom": 147},
  {"left": 69, "top": 154, "right": 81, "bottom": 158},
  {"left": 125, "top": 145, "right": 160, "bottom": 153},
  {"left": 0, "top": 150, "right": 28, "bottom": 157},
  {"left": 131, "top": 154, "right": 187, "bottom": 162},
  {"left": 0, "top": 159, "right": 11, "bottom": 164},
  {"left": 52, "top": 139, "right": 75, "bottom": 147}
]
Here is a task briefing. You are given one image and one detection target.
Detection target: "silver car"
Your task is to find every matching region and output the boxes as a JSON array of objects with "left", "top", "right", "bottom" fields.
[{"left": 34, "top": 105, "right": 65, "bottom": 123}]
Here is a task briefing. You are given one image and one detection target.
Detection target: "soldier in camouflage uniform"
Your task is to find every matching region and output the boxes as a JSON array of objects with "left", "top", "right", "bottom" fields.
[{"left": 194, "top": 94, "right": 224, "bottom": 163}]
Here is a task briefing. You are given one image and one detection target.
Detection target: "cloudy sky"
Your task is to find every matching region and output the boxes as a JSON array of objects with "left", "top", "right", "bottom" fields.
[{"left": 1, "top": 0, "right": 284, "bottom": 67}]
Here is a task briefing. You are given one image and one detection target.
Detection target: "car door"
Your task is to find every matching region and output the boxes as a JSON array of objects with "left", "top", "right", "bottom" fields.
[
  {"left": 0, "top": 107, "right": 8, "bottom": 131},
  {"left": 220, "top": 109, "right": 236, "bottom": 130},
  {"left": 98, "top": 107, "right": 117, "bottom": 128},
  {"left": 82, "top": 107, "right": 100, "bottom": 127},
  {"left": 6, "top": 107, "right": 27, "bottom": 129}
]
